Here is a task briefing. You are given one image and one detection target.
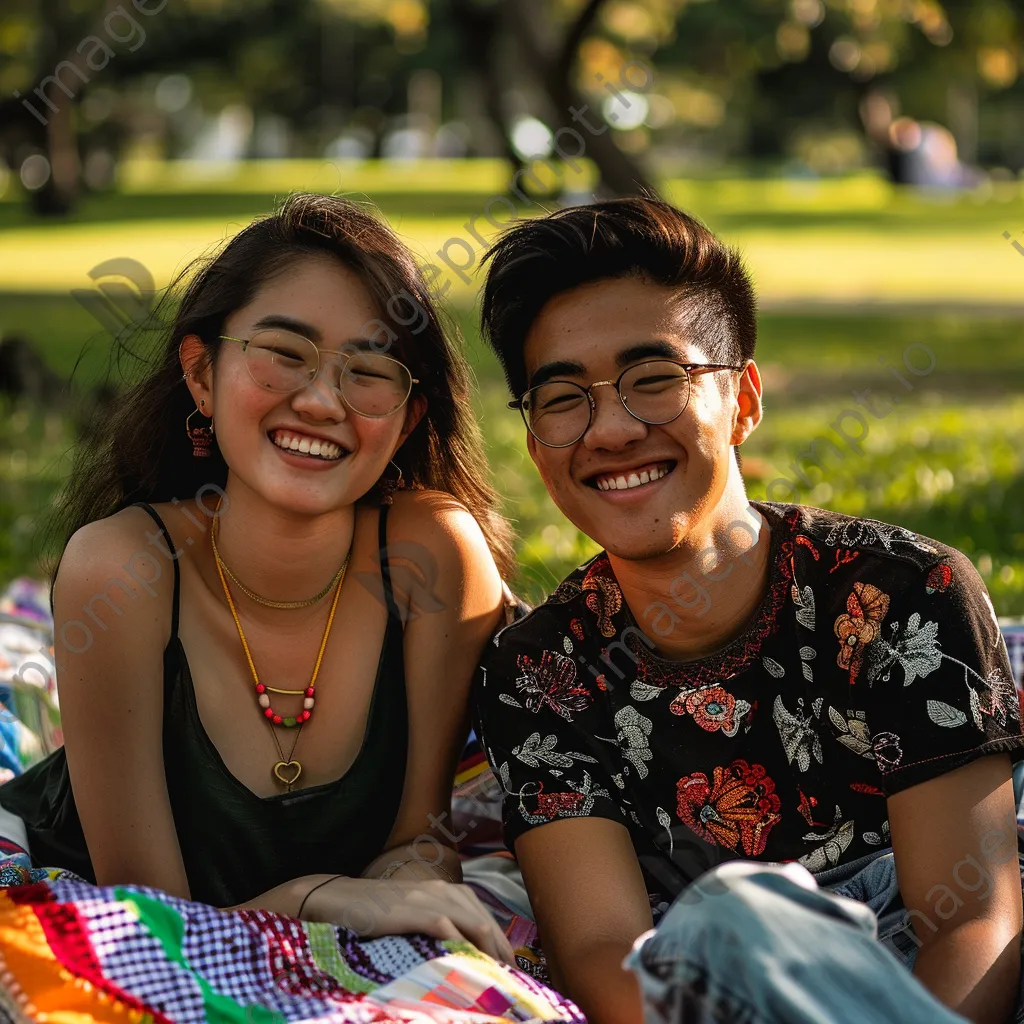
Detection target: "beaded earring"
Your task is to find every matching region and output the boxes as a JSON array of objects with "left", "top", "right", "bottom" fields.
[{"left": 186, "top": 402, "right": 214, "bottom": 458}]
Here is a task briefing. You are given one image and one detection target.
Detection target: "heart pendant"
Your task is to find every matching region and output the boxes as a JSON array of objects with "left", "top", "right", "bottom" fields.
[{"left": 273, "top": 760, "right": 302, "bottom": 787}]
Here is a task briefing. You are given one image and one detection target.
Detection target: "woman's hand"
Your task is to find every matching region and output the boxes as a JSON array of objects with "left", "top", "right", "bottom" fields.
[{"left": 301, "top": 873, "right": 516, "bottom": 965}]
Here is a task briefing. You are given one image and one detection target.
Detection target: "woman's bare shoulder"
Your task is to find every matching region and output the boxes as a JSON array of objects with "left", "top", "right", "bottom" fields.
[{"left": 54, "top": 505, "right": 188, "bottom": 640}]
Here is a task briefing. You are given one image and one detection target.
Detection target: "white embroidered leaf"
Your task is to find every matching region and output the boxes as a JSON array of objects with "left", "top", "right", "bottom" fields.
[
  {"left": 562, "top": 636, "right": 574, "bottom": 655},
  {"left": 969, "top": 685, "right": 983, "bottom": 729},
  {"left": 795, "top": 586, "right": 816, "bottom": 630},
  {"left": 927, "top": 700, "right": 967, "bottom": 728},
  {"left": 630, "top": 681, "right": 663, "bottom": 702},
  {"left": 811, "top": 697, "right": 823, "bottom": 717},
  {"left": 763, "top": 657, "right": 785, "bottom": 678},
  {"left": 799, "top": 647, "right": 817, "bottom": 660},
  {"left": 836, "top": 733, "right": 873, "bottom": 757},
  {"left": 549, "top": 769, "right": 563, "bottom": 777},
  {"left": 863, "top": 831, "right": 883, "bottom": 846},
  {"left": 801, "top": 662, "right": 814, "bottom": 682},
  {"left": 539, "top": 733, "right": 559, "bottom": 752},
  {"left": 499, "top": 693, "right": 523, "bottom": 708},
  {"left": 656, "top": 807, "right": 672, "bottom": 830},
  {"left": 567, "top": 751, "right": 599, "bottom": 763},
  {"left": 828, "top": 705, "right": 848, "bottom": 732}
]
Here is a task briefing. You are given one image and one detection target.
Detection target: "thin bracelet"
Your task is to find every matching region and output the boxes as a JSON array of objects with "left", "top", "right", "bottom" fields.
[
  {"left": 297, "top": 873, "right": 345, "bottom": 919},
  {"left": 378, "top": 857, "right": 456, "bottom": 883}
]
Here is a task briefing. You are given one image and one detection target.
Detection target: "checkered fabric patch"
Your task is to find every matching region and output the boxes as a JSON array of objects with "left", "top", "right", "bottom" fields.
[
  {"left": 178, "top": 899, "right": 336, "bottom": 1017},
  {"left": 81, "top": 898, "right": 204, "bottom": 1023}
]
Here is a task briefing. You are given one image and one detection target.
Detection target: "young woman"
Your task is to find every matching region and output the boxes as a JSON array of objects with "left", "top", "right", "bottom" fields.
[{"left": 0, "top": 193, "right": 517, "bottom": 962}]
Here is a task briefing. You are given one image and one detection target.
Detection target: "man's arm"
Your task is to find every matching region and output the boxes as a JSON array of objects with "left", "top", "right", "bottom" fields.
[
  {"left": 516, "top": 817, "right": 654, "bottom": 1024},
  {"left": 889, "top": 753, "right": 1022, "bottom": 1024}
]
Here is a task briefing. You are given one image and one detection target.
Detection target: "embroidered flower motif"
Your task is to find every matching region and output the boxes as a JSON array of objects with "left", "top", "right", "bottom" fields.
[
  {"left": 979, "top": 667, "right": 1019, "bottom": 727},
  {"left": 872, "top": 731, "right": 903, "bottom": 771},
  {"left": 581, "top": 561, "right": 622, "bottom": 638},
  {"left": 570, "top": 618, "right": 585, "bottom": 641},
  {"left": 774, "top": 695, "right": 824, "bottom": 771},
  {"left": 614, "top": 706, "right": 654, "bottom": 780},
  {"left": 675, "top": 759, "right": 782, "bottom": 857},
  {"left": 827, "top": 707, "right": 903, "bottom": 770},
  {"left": 536, "top": 790, "right": 585, "bottom": 816},
  {"left": 798, "top": 806, "right": 854, "bottom": 872},
  {"left": 865, "top": 613, "right": 942, "bottom": 687},
  {"left": 514, "top": 650, "right": 593, "bottom": 721},
  {"left": 925, "top": 563, "right": 953, "bottom": 594},
  {"left": 796, "top": 788, "right": 826, "bottom": 827},
  {"left": 503, "top": 766, "right": 610, "bottom": 826},
  {"left": 829, "top": 549, "right": 861, "bottom": 574},
  {"left": 512, "top": 732, "right": 598, "bottom": 768},
  {"left": 834, "top": 582, "right": 890, "bottom": 682},
  {"left": 823, "top": 518, "right": 936, "bottom": 556},
  {"left": 670, "top": 685, "right": 752, "bottom": 737}
]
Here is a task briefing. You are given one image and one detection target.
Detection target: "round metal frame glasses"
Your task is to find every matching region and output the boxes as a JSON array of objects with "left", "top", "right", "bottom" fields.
[
  {"left": 509, "top": 359, "right": 744, "bottom": 448},
  {"left": 219, "top": 330, "right": 419, "bottom": 419}
]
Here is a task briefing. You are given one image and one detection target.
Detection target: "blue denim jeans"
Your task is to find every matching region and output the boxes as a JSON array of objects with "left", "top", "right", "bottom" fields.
[
  {"left": 625, "top": 856, "right": 982, "bottom": 1024},
  {"left": 625, "top": 762, "right": 1024, "bottom": 1023},
  {"left": 626, "top": 762, "right": 1024, "bottom": 1023}
]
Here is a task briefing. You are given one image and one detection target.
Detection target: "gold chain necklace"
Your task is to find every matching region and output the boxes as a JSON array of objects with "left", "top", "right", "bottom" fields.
[
  {"left": 210, "top": 514, "right": 347, "bottom": 609},
  {"left": 211, "top": 517, "right": 348, "bottom": 792}
]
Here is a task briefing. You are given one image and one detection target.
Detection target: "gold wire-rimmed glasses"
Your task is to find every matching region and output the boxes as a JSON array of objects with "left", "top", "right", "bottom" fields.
[
  {"left": 219, "top": 329, "right": 419, "bottom": 419},
  {"left": 510, "top": 359, "right": 744, "bottom": 448}
]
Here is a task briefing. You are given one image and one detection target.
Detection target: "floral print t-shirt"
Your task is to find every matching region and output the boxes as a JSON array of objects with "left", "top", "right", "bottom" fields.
[{"left": 474, "top": 503, "right": 1024, "bottom": 903}]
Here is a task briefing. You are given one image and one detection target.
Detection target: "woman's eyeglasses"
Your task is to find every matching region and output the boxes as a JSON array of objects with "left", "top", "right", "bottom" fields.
[
  {"left": 510, "top": 359, "right": 744, "bottom": 448},
  {"left": 219, "top": 330, "right": 418, "bottom": 419}
]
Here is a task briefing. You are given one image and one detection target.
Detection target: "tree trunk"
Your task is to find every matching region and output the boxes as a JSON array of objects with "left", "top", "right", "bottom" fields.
[{"left": 503, "top": 0, "right": 659, "bottom": 198}]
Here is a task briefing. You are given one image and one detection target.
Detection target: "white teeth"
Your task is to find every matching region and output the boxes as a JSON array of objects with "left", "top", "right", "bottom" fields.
[
  {"left": 271, "top": 432, "right": 343, "bottom": 460},
  {"left": 596, "top": 464, "right": 670, "bottom": 491}
]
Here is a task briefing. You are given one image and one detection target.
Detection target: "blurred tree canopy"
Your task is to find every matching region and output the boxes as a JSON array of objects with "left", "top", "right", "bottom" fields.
[{"left": 1, "top": 0, "right": 1022, "bottom": 211}]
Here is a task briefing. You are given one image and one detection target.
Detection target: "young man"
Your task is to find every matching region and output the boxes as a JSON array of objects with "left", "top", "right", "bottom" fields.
[{"left": 474, "top": 197, "right": 1024, "bottom": 1024}]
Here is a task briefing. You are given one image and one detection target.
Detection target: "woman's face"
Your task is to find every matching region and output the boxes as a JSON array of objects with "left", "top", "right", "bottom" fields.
[{"left": 186, "top": 255, "right": 425, "bottom": 516}]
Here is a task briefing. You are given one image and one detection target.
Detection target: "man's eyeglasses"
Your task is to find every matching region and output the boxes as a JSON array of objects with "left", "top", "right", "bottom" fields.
[
  {"left": 219, "top": 329, "right": 418, "bottom": 419},
  {"left": 509, "top": 359, "right": 744, "bottom": 448}
]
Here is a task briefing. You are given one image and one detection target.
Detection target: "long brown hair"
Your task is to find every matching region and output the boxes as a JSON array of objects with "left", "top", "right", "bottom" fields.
[{"left": 49, "top": 193, "right": 516, "bottom": 578}]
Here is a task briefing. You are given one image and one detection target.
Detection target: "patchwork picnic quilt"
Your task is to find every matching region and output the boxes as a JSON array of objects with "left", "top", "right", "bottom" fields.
[{"left": 0, "top": 841, "right": 580, "bottom": 1024}]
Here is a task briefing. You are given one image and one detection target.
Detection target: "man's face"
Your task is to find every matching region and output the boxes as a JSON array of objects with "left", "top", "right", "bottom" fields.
[{"left": 521, "top": 276, "right": 759, "bottom": 561}]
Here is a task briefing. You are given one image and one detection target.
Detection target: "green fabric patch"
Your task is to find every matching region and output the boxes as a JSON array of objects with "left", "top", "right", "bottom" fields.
[
  {"left": 115, "top": 888, "right": 285, "bottom": 1024},
  {"left": 306, "top": 922, "right": 376, "bottom": 995}
]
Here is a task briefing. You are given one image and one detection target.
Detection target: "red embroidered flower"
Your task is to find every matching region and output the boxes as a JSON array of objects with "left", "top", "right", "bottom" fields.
[
  {"left": 925, "top": 564, "right": 952, "bottom": 594},
  {"left": 536, "top": 790, "right": 585, "bottom": 817},
  {"left": 570, "top": 618, "right": 585, "bottom": 641},
  {"left": 675, "top": 759, "right": 782, "bottom": 857},
  {"left": 834, "top": 582, "right": 890, "bottom": 682},
  {"left": 514, "top": 650, "right": 593, "bottom": 721},
  {"left": 671, "top": 686, "right": 738, "bottom": 733}
]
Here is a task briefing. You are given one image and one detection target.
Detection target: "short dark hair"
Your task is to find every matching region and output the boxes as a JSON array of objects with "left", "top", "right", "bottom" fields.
[{"left": 480, "top": 197, "right": 757, "bottom": 398}]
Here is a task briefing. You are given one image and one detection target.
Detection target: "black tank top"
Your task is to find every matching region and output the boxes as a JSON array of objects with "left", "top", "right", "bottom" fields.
[{"left": 0, "top": 502, "right": 409, "bottom": 907}]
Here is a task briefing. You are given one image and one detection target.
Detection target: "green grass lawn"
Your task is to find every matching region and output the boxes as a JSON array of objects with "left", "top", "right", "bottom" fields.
[{"left": 2, "top": 169, "right": 1023, "bottom": 613}]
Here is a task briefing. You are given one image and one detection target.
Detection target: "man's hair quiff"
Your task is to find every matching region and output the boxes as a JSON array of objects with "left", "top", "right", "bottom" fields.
[{"left": 480, "top": 196, "right": 757, "bottom": 398}]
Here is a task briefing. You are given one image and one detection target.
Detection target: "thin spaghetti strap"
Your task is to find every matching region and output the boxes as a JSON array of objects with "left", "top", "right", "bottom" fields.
[
  {"left": 132, "top": 502, "right": 181, "bottom": 639},
  {"left": 377, "top": 503, "right": 401, "bottom": 622}
]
